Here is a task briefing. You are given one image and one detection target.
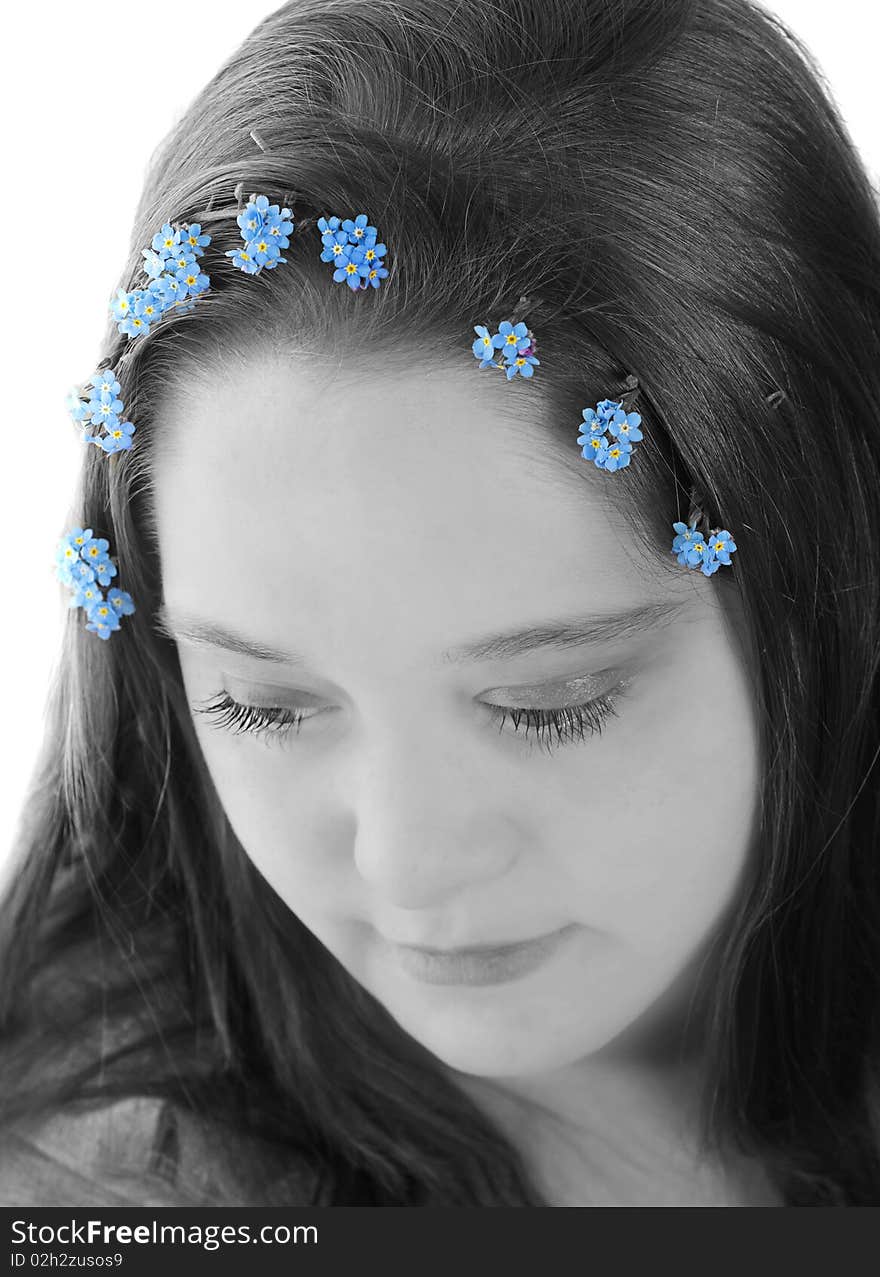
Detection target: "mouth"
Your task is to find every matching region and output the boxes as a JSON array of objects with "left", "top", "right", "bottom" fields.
[{"left": 382, "top": 924, "right": 579, "bottom": 987}]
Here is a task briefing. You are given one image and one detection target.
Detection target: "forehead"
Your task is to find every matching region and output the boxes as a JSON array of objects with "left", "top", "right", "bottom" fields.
[{"left": 152, "top": 355, "right": 674, "bottom": 668}]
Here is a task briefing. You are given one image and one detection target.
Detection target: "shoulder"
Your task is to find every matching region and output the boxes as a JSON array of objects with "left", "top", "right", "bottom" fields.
[{"left": 0, "top": 1095, "right": 325, "bottom": 1207}]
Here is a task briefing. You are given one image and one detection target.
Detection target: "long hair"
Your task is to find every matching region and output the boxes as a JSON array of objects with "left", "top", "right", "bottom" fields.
[{"left": 2, "top": 0, "right": 879, "bottom": 1205}]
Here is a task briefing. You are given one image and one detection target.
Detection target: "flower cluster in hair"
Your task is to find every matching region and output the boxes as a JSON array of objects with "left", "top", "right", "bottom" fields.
[
  {"left": 55, "top": 528, "right": 135, "bottom": 640},
  {"left": 577, "top": 397, "right": 645, "bottom": 473},
  {"left": 318, "top": 213, "right": 389, "bottom": 291},
  {"left": 473, "top": 307, "right": 738, "bottom": 575},
  {"left": 472, "top": 321, "right": 540, "bottom": 379},
  {"left": 66, "top": 368, "right": 135, "bottom": 454},
  {"left": 671, "top": 520, "right": 737, "bottom": 577},
  {"left": 226, "top": 194, "right": 293, "bottom": 275},
  {"left": 110, "top": 221, "right": 212, "bottom": 339}
]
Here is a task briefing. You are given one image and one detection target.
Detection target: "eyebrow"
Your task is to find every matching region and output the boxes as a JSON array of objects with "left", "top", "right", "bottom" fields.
[{"left": 155, "top": 598, "right": 686, "bottom": 668}]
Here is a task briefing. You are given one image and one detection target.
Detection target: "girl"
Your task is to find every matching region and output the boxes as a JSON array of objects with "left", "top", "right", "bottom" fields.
[{"left": 2, "top": 0, "right": 879, "bottom": 1207}]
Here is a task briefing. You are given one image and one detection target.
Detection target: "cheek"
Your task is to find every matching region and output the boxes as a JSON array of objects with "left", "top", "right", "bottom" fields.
[
  {"left": 180, "top": 672, "right": 342, "bottom": 918},
  {"left": 572, "top": 649, "right": 761, "bottom": 955}
]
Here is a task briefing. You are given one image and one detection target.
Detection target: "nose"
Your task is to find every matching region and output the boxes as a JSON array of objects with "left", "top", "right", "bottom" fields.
[{"left": 351, "top": 724, "right": 522, "bottom": 909}]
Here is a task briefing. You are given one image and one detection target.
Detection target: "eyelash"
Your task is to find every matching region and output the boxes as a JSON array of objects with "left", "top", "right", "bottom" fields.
[{"left": 193, "top": 687, "right": 625, "bottom": 756}]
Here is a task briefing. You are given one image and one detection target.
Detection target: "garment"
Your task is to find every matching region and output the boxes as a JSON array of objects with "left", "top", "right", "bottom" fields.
[{"left": 0, "top": 1095, "right": 327, "bottom": 1207}]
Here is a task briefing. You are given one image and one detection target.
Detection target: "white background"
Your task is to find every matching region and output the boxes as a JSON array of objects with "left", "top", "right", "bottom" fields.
[{"left": 1, "top": 1, "right": 878, "bottom": 869}]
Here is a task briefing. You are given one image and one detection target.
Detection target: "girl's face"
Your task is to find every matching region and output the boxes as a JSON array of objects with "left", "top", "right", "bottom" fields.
[{"left": 154, "top": 355, "right": 761, "bottom": 1078}]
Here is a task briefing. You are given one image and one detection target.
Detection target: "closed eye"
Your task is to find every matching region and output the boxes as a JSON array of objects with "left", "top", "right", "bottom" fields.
[{"left": 193, "top": 682, "right": 630, "bottom": 757}]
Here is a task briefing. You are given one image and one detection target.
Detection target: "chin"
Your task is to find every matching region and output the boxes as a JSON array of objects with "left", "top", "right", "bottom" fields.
[{"left": 375, "top": 982, "right": 634, "bottom": 1078}]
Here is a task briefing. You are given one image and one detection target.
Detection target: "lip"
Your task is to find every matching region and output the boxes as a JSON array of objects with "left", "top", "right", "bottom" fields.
[{"left": 384, "top": 924, "right": 579, "bottom": 986}]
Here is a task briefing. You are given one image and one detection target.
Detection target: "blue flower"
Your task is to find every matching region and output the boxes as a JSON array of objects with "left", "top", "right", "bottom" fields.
[
  {"left": 68, "top": 558, "right": 97, "bottom": 586},
  {"left": 343, "top": 214, "right": 377, "bottom": 246},
  {"left": 98, "top": 421, "right": 136, "bottom": 454},
  {"left": 142, "top": 249, "right": 169, "bottom": 279},
  {"left": 117, "top": 293, "right": 153, "bottom": 338},
  {"left": 87, "top": 392, "right": 124, "bottom": 432},
  {"left": 705, "top": 529, "right": 737, "bottom": 567},
  {"left": 319, "top": 227, "right": 350, "bottom": 265},
  {"left": 237, "top": 194, "right": 272, "bottom": 239},
  {"left": 80, "top": 535, "right": 110, "bottom": 564},
  {"left": 174, "top": 263, "right": 210, "bottom": 295},
  {"left": 151, "top": 275, "right": 187, "bottom": 306},
  {"left": 179, "top": 223, "right": 211, "bottom": 256},
  {"left": 495, "top": 321, "right": 531, "bottom": 360},
  {"left": 225, "top": 245, "right": 260, "bottom": 274},
  {"left": 594, "top": 437, "right": 633, "bottom": 472},
  {"left": 163, "top": 245, "right": 197, "bottom": 276},
  {"left": 361, "top": 262, "right": 389, "bottom": 289},
  {"left": 67, "top": 527, "right": 93, "bottom": 552},
  {"left": 86, "top": 598, "right": 122, "bottom": 634},
  {"left": 360, "top": 238, "right": 385, "bottom": 260},
  {"left": 110, "top": 288, "right": 138, "bottom": 324},
  {"left": 606, "top": 409, "right": 643, "bottom": 445},
  {"left": 107, "top": 588, "right": 135, "bottom": 617},
  {"left": 85, "top": 614, "right": 120, "bottom": 640},
  {"left": 87, "top": 369, "right": 121, "bottom": 399},
  {"left": 332, "top": 244, "right": 371, "bottom": 290},
  {"left": 70, "top": 580, "right": 104, "bottom": 610},
  {"left": 246, "top": 230, "right": 283, "bottom": 270},
  {"left": 151, "top": 223, "right": 182, "bottom": 257},
  {"left": 502, "top": 350, "right": 540, "bottom": 379},
  {"left": 578, "top": 430, "right": 611, "bottom": 463},
  {"left": 595, "top": 398, "right": 623, "bottom": 421},
  {"left": 227, "top": 195, "right": 292, "bottom": 275},
  {"left": 579, "top": 407, "right": 609, "bottom": 438},
  {"left": 671, "top": 520, "right": 709, "bottom": 568},
  {"left": 472, "top": 324, "right": 505, "bottom": 367},
  {"left": 94, "top": 560, "right": 118, "bottom": 586},
  {"left": 65, "top": 389, "right": 90, "bottom": 423},
  {"left": 317, "top": 215, "right": 343, "bottom": 237},
  {"left": 134, "top": 289, "right": 167, "bottom": 324}
]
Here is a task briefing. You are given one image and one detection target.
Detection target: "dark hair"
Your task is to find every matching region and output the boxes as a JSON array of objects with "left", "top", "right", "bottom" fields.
[{"left": 2, "top": 0, "right": 880, "bottom": 1205}]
